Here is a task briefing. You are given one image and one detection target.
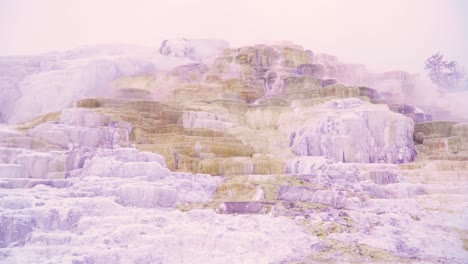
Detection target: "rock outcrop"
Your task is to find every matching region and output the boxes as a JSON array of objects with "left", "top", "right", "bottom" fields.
[
  {"left": 414, "top": 121, "right": 468, "bottom": 160},
  {"left": 160, "top": 38, "right": 229, "bottom": 61},
  {"left": 0, "top": 40, "right": 467, "bottom": 263},
  {"left": 282, "top": 98, "right": 416, "bottom": 163}
]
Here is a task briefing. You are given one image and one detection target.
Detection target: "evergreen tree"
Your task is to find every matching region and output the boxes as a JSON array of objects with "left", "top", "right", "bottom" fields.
[{"left": 425, "top": 53, "right": 465, "bottom": 89}]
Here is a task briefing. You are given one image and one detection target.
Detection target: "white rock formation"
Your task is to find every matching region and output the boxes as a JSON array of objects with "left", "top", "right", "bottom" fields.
[
  {"left": 0, "top": 147, "right": 66, "bottom": 179},
  {"left": 0, "top": 45, "right": 192, "bottom": 124},
  {"left": 1, "top": 41, "right": 467, "bottom": 263},
  {"left": 0, "top": 204, "right": 313, "bottom": 263},
  {"left": 182, "top": 111, "right": 233, "bottom": 131},
  {"left": 281, "top": 98, "right": 416, "bottom": 163},
  {"left": 60, "top": 108, "right": 110, "bottom": 128},
  {"left": 160, "top": 38, "right": 229, "bottom": 61},
  {"left": 0, "top": 134, "right": 320, "bottom": 263},
  {"left": 27, "top": 108, "right": 132, "bottom": 149},
  {"left": 28, "top": 123, "right": 104, "bottom": 149}
]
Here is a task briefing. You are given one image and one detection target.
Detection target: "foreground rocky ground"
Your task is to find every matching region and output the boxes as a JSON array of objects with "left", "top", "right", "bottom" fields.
[{"left": 0, "top": 39, "right": 467, "bottom": 263}]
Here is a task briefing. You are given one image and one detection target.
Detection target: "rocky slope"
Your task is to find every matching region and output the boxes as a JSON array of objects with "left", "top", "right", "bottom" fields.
[{"left": 0, "top": 39, "right": 467, "bottom": 263}]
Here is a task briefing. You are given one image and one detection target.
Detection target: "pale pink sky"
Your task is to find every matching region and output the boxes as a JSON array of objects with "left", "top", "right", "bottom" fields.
[{"left": 1, "top": 0, "right": 467, "bottom": 73}]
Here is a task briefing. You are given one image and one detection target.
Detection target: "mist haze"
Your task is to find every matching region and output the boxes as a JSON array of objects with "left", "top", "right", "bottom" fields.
[{"left": 1, "top": 0, "right": 467, "bottom": 74}]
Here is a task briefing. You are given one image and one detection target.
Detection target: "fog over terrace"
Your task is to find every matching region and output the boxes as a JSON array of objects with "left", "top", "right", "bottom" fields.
[{"left": 1, "top": 0, "right": 467, "bottom": 74}]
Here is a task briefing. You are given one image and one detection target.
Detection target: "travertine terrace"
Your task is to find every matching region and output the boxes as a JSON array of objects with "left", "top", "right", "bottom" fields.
[{"left": 0, "top": 39, "right": 467, "bottom": 263}]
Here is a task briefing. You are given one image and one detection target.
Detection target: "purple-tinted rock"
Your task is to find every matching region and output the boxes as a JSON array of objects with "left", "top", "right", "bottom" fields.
[
  {"left": 369, "top": 170, "right": 400, "bottom": 185},
  {"left": 358, "top": 86, "right": 381, "bottom": 100},
  {"left": 171, "top": 63, "right": 209, "bottom": 82},
  {"left": 321, "top": 79, "right": 337, "bottom": 87},
  {"left": 277, "top": 186, "right": 354, "bottom": 209},
  {"left": 287, "top": 100, "right": 417, "bottom": 164},
  {"left": 278, "top": 186, "right": 318, "bottom": 202},
  {"left": 0, "top": 215, "right": 34, "bottom": 248},
  {"left": 389, "top": 104, "right": 432, "bottom": 123},
  {"left": 361, "top": 184, "right": 391, "bottom": 199},
  {"left": 296, "top": 63, "right": 325, "bottom": 78},
  {"left": 218, "top": 202, "right": 266, "bottom": 214}
]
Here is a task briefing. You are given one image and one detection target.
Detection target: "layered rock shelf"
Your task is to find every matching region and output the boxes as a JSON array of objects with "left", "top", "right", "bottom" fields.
[{"left": 0, "top": 40, "right": 467, "bottom": 263}]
